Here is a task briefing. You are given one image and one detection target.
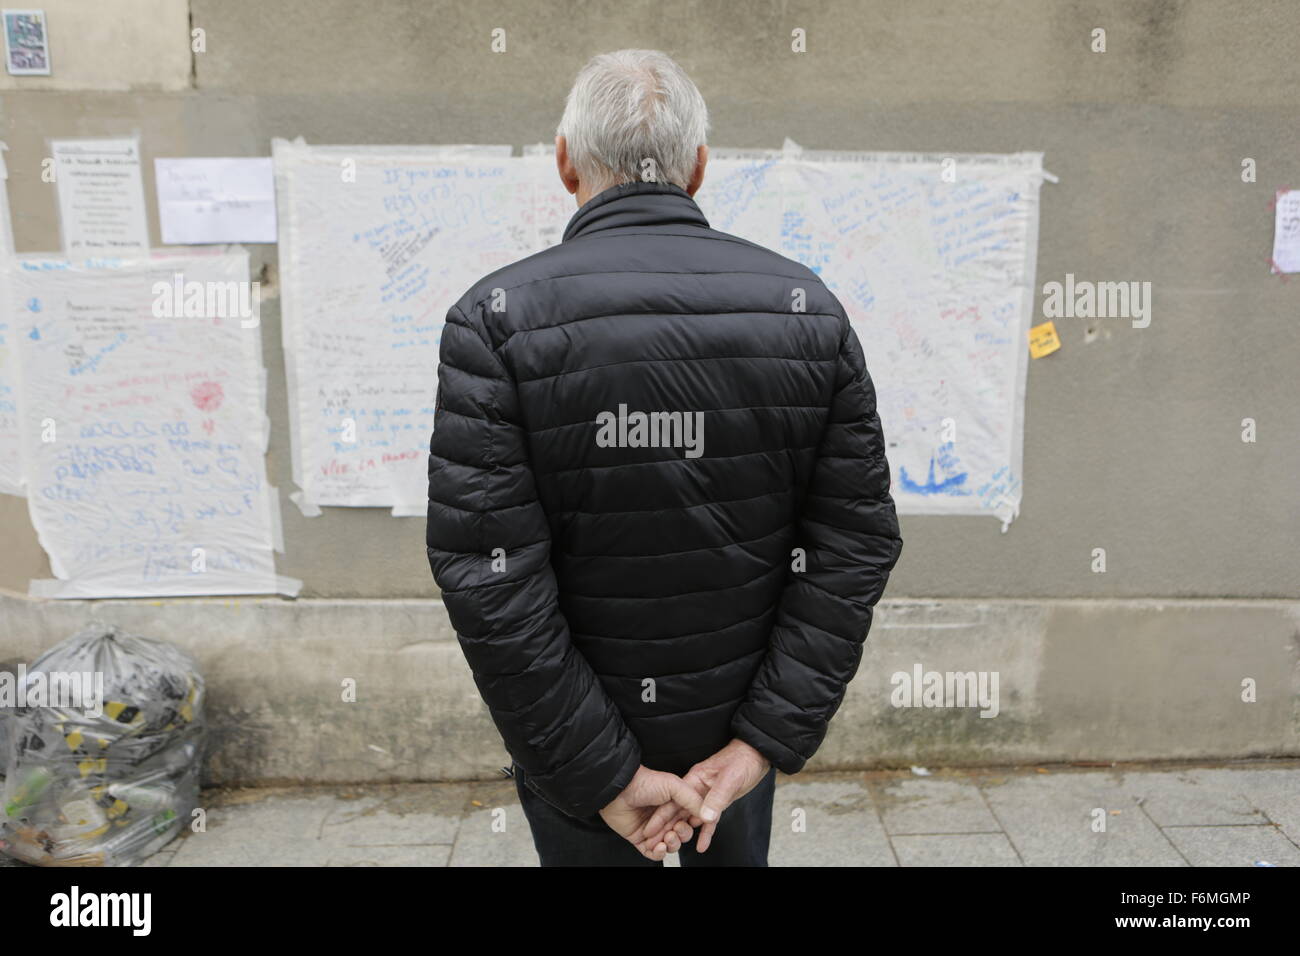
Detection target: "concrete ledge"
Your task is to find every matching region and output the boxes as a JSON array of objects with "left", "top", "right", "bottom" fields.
[{"left": 1, "top": 592, "right": 1296, "bottom": 785}]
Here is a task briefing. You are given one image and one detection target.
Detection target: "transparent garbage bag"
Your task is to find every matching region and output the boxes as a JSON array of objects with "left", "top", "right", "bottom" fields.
[
  {"left": 0, "top": 706, "right": 9, "bottom": 779},
  {"left": 0, "top": 624, "right": 204, "bottom": 867}
]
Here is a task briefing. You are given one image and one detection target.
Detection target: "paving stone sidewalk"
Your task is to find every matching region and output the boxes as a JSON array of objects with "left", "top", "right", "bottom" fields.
[{"left": 119, "top": 760, "right": 1300, "bottom": 867}]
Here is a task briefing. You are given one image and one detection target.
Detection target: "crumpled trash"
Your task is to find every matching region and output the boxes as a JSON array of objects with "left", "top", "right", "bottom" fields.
[{"left": 0, "top": 624, "right": 204, "bottom": 867}]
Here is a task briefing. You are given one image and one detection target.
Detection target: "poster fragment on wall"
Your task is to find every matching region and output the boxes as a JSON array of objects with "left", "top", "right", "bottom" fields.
[{"left": 3, "top": 8, "right": 50, "bottom": 76}]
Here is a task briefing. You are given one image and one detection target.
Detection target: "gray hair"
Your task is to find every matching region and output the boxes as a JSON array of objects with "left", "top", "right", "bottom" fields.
[{"left": 557, "top": 49, "right": 709, "bottom": 193}]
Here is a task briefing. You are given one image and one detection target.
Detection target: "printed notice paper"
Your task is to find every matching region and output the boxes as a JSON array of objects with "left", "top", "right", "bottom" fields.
[
  {"left": 156, "top": 157, "right": 277, "bottom": 244},
  {"left": 51, "top": 137, "right": 150, "bottom": 257}
]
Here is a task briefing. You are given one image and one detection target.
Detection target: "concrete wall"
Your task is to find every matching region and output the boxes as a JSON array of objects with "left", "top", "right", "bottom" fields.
[
  {"left": 2, "top": 593, "right": 1296, "bottom": 785},
  {"left": 0, "top": 0, "right": 191, "bottom": 94},
  {"left": 1, "top": 1, "right": 1298, "bottom": 779},
  {"left": 1, "top": 0, "right": 1296, "bottom": 599}
]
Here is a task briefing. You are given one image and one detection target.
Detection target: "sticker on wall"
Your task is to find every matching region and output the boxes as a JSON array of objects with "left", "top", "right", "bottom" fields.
[
  {"left": 1028, "top": 321, "right": 1061, "bottom": 359},
  {"left": 3, "top": 8, "right": 50, "bottom": 76}
]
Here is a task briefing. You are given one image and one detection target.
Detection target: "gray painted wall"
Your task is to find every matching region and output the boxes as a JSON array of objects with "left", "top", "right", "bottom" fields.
[{"left": 1, "top": 0, "right": 1298, "bottom": 601}]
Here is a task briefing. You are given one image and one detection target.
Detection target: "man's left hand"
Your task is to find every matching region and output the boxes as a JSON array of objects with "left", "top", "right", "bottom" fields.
[{"left": 642, "top": 738, "right": 771, "bottom": 853}]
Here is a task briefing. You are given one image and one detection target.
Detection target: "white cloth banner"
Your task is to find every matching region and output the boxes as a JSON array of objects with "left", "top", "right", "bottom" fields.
[
  {"left": 701, "top": 147, "right": 1045, "bottom": 527},
  {"left": 273, "top": 140, "right": 563, "bottom": 514},
  {"left": 0, "top": 140, "right": 21, "bottom": 496},
  {"left": 10, "top": 250, "right": 290, "bottom": 597},
  {"left": 274, "top": 141, "right": 1044, "bottom": 526}
]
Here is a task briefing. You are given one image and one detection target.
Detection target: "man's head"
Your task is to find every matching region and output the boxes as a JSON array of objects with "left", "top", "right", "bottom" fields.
[{"left": 556, "top": 49, "right": 710, "bottom": 206}]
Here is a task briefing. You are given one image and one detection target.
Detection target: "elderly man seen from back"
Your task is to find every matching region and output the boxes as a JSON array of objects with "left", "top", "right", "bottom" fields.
[{"left": 426, "top": 49, "right": 902, "bottom": 867}]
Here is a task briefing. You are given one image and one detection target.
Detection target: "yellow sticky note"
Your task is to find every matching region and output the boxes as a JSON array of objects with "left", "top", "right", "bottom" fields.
[{"left": 1028, "top": 321, "right": 1061, "bottom": 358}]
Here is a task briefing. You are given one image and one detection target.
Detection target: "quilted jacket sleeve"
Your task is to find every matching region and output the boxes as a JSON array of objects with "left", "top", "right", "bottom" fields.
[
  {"left": 731, "top": 313, "right": 903, "bottom": 774},
  {"left": 426, "top": 300, "right": 642, "bottom": 818}
]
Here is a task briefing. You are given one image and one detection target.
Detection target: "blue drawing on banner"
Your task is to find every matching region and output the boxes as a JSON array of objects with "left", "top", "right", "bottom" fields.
[{"left": 898, "top": 442, "right": 970, "bottom": 496}]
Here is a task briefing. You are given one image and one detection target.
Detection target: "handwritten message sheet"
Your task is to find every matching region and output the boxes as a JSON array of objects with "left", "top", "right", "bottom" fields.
[
  {"left": 1271, "top": 188, "right": 1300, "bottom": 274},
  {"left": 274, "top": 141, "right": 559, "bottom": 514},
  {"left": 274, "top": 142, "right": 1043, "bottom": 526},
  {"left": 156, "top": 157, "right": 278, "bottom": 245},
  {"left": 699, "top": 149, "right": 1044, "bottom": 527},
  {"left": 51, "top": 138, "right": 151, "bottom": 258},
  {"left": 11, "top": 251, "right": 288, "bottom": 598}
]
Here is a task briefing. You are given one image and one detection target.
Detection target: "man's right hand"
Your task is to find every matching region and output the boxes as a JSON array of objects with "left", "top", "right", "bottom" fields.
[{"left": 598, "top": 765, "right": 705, "bottom": 861}]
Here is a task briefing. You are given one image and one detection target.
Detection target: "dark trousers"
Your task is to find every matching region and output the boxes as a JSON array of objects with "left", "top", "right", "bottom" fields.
[{"left": 514, "top": 765, "right": 777, "bottom": 867}]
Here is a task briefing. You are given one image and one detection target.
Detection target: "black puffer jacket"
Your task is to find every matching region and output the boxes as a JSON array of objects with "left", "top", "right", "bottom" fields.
[{"left": 427, "top": 181, "right": 902, "bottom": 818}]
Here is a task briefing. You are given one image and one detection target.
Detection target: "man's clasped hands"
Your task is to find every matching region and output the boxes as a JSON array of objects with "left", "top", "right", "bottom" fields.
[{"left": 597, "top": 738, "right": 771, "bottom": 860}]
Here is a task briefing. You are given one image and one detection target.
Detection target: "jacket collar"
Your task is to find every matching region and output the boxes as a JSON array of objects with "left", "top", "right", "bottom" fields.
[{"left": 562, "top": 180, "right": 711, "bottom": 242}]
